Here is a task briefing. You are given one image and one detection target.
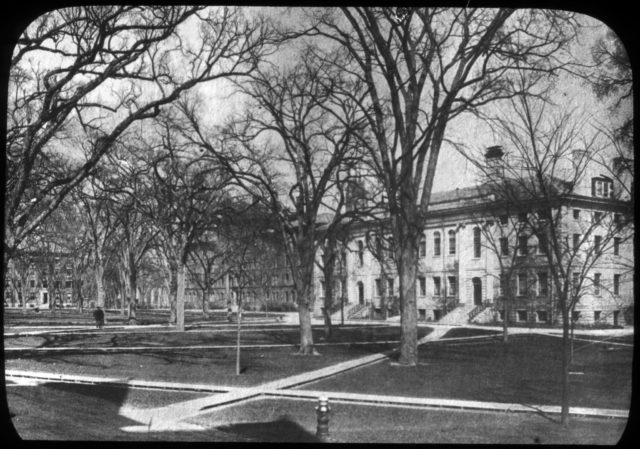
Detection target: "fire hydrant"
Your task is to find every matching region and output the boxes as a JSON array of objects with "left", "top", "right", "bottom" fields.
[{"left": 315, "top": 396, "right": 331, "bottom": 441}]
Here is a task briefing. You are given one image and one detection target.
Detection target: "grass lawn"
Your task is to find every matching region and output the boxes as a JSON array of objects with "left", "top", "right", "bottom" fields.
[
  {"left": 302, "top": 334, "right": 632, "bottom": 410},
  {"left": 7, "top": 382, "right": 251, "bottom": 441},
  {"left": 188, "top": 397, "right": 629, "bottom": 444},
  {"left": 5, "top": 341, "right": 400, "bottom": 388},
  {"left": 440, "top": 327, "right": 501, "bottom": 339},
  {"left": 8, "top": 382, "right": 628, "bottom": 443},
  {"left": 5, "top": 324, "right": 430, "bottom": 350},
  {"left": 3, "top": 309, "right": 278, "bottom": 327}
]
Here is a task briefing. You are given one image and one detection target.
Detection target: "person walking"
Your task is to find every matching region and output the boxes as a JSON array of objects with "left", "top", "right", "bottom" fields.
[{"left": 93, "top": 306, "right": 105, "bottom": 329}]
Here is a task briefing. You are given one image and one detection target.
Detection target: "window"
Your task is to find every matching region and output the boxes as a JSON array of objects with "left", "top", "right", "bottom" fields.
[
  {"left": 593, "top": 273, "right": 601, "bottom": 295},
  {"left": 320, "top": 280, "right": 325, "bottom": 297},
  {"left": 537, "top": 234, "right": 548, "bottom": 255},
  {"left": 433, "top": 277, "right": 441, "bottom": 296},
  {"left": 572, "top": 272, "right": 580, "bottom": 294},
  {"left": 614, "top": 274, "right": 620, "bottom": 295},
  {"left": 448, "top": 230, "right": 456, "bottom": 255},
  {"left": 594, "top": 211, "right": 603, "bottom": 222},
  {"left": 538, "top": 272, "right": 548, "bottom": 296},
  {"left": 500, "top": 237, "right": 509, "bottom": 256},
  {"left": 448, "top": 276, "right": 457, "bottom": 297},
  {"left": 518, "top": 212, "right": 527, "bottom": 222},
  {"left": 434, "top": 232, "right": 441, "bottom": 256},
  {"left": 614, "top": 237, "right": 621, "bottom": 256},
  {"left": 573, "top": 209, "right": 581, "bottom": 219},
  {"left": 375, "top": 278, "right": 382, "bottom": 297},
  {"left": 517, "top": 273, "right": 527, "bottom": 296},
  {"left": 573, "top": 233, "right": 581, "bottom": 251},
  {"left": 572, "top": 310, "right": 581, "bottom": 322},
  {"left": 387, "top": 278, "right": 395, "bottom": 297},
  {"left": 500, "top": 215, "right": 508, "bottom": 225},
  {"left": 592, "top": 177, "right": 613, "bottom": 198},
  {"left": 517, "top": 310, "right": 528, "bottom": 322},
  {"left": 357, "top": 240, "right": 364, "bottom": 266},
  {"left": 594, "top": 235, "right": 602, "bottom": 253},
  {"left": 537, "top": 310, "right": 548, "bottom": 323},
  {"left": 42, "top": 278, "right": 48, "bottom": 288},
  {"left": 594, "top": 311, "right": 601, "bottom": 321},
  {"left": 473, "top": 227, "right": 481, "bottom": 258},
  {"left": 518, "top": 236, "right": 528, "bottom": 256},
  {"left": 29, "top": 279, "right": 35, "bottom": 289},
  {"left": 418, "top": 276, "right": 426, "bottom": 296},
  {"left": 419, "top": 235, "right": 426, "bottom": 258},
  {"left": 614, "top": 213, "right": 621, "bottom": 225}
]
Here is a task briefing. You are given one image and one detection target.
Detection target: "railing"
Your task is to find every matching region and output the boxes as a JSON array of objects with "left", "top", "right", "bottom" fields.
[
  {"left": 468, "top": 301, "right": 493, "bottom": 322},
  {"left": 347, "top": 303, "right": 368, "bottom": 319}
]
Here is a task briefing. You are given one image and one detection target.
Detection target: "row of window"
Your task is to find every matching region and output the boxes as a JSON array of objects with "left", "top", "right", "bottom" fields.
[
  {"left": 506, "top": 272, "right": 622, "bottom": 297},
  {"left": 573, "top": 234, "right": 622, "bottom": 255}
]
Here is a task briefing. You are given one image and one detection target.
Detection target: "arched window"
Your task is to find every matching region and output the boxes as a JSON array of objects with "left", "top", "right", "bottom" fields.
[
  {"left": 473, "top": 227, "right": 481, "bottom": 258},
  {"left": 448, "top": 230, "right": 456, "bottom": 255},
  {"left": 434, "top": 232, "right": 441, "bottom": 256},
  {"left": 419, "top": 235, "right": 426, "bottom": 258}
]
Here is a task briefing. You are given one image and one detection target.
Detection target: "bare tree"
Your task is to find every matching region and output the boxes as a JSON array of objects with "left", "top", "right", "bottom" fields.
[
  {"left": 305, "top": 6, "right": 581, "bottom": 365},
  {"left": 5, "top": 6, "right": 277, "bottom": 269},
  {"left": 140, "top": 114, "right": 238, "bottom": 331},
  {"left": 186, "top": 50, "right": 367, "bottom": 354},
  {"left": 467, "top": 76, "right": 633, "bottom": 425}
]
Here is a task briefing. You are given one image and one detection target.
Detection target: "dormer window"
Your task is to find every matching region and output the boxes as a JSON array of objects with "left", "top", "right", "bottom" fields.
[{"left": 592, "top": 176, "right": 613, "bottom": 199}]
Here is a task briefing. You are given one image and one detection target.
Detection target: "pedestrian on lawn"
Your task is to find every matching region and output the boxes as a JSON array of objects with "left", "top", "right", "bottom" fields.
[{"left": 94, "top": 306, "right": 105, "bottom": 329}]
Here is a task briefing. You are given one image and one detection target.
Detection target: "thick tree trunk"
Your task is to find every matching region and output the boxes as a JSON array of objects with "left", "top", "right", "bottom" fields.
[
  {"left": 322, "top": 266, "right": 335, "bottom": 340},
  {"left": 396, "top": 220, "right": 419, "bottom": 366},
  {"left": 297, "top": 298, "right": 317, "bottom": 355},
  {"left": 176, "top": 261, "right": 186, "bottom": 331}
]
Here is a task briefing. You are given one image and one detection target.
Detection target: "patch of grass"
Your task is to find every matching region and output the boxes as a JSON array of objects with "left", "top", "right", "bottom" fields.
[
  {"left": 5, "top": 324, "right": 431, "bottom": 350},
  {"left": 7, "top": 383, "right": 252, "bottom": 441},
  {"left": 441, "top": 327, "right": 501, "bottom": 339},
  {"left": 189, "top": 397, "right": 628, "bottom": 444},
  {"left": 304, "top": 334, "right": 632, "bottom": 410},
  {"left": 5, "top": 341, "right": 398, "bottom": 388}
]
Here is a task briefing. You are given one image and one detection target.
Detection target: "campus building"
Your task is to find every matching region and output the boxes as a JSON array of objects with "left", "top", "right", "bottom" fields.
[{"left": 313, "top": 150, "right": 634, "bottom": 327}]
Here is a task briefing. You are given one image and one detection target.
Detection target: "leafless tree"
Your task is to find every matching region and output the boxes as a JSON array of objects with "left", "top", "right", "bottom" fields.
[
  {"left": 304, "top": 6, "right": 581, "bottom": 365},
  {"left": 466, "top": 75, "right": 633, "bottom": 425},
  {"left": 185, "top": 49, "right": 368, "bottom": 354},
  {"left": 5, "top": 6, "right": 277, "bottom": 270}
]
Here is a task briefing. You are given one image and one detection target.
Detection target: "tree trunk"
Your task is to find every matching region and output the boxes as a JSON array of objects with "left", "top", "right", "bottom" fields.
[
  {"left": 168, "top": 266, "right": 177, "bottom": 324},
  {"left": 560, "top": 299, "right": 571, "bottom": 425},
  {"left": 503, "top": 282, "right": 510, "bottom": 344},
  {"left": 322, "top": 267, "right": 335, "bottom": 340},
  {"left": 176, "top": 261, "right": 186, "bottom": 331},
  {"left": 95, "top": 261, "right": 106, "bottom": 308},
  {"left": 394, "top": 222, "right": 418, "bottom": 366},
  {"left": 236, "top": 292, "right": 242, "bottom": 375},
  {"left": 202, "top": 288, "right": 209, "bottom": 315},
  {"left": 297, "top": 297, "right": 317, "bottom": 354}
]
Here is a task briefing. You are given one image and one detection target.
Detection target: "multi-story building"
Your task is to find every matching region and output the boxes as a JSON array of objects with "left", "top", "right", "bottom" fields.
[
  {"left": 313, "top": 149, "right": 633, "bottom": 327},
  {"left": 4, "top": 250, "right": 75, "bottom": 309}
]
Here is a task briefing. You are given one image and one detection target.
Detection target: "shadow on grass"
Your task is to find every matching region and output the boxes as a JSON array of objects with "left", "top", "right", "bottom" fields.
[
  {"left": 216, "top": 416, "right": 320, "bottom": 442},
  {"left": 42, "top": 381, "right": 129, "bottom": 406}
]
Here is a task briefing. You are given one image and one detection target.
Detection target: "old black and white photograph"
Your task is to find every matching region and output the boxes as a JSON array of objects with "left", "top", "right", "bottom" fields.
[{"left": 3, "top": 5, "right": 634, "bottom": 444}]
